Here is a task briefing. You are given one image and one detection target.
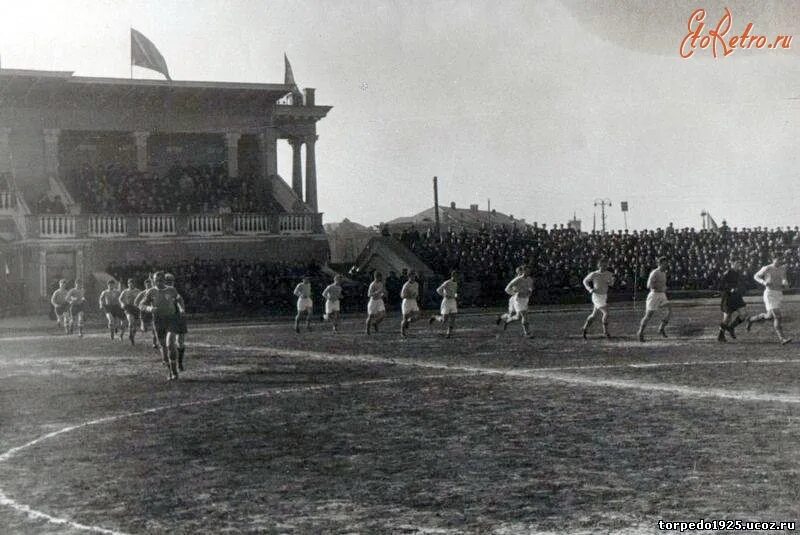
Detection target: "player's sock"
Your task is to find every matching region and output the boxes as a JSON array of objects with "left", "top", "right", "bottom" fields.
[
  {"left": 717, "top": 328, "right": 726, "bottom": 342},
  {"left": 658, "top": 322, "right": 668, "bottom": 337},
  {"left": 178, "top": 347, "right": 185, "bottom": 371}
]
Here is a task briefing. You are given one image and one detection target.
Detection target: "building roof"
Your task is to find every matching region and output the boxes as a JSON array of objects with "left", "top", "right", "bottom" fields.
[
  {"left": 385, "top": 204, "right": 525, "bottom": 228},
  {"left": 355, "top": 236, "right": 434, "bottom": 277},
  {"left": 0, "top": 69, "right": 330, "bottom": 112},
  {"left": 324, "top": 218, "right": 375, "bottom": 234}
]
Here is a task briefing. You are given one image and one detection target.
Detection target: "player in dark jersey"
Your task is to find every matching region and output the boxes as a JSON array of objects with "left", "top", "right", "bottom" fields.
[
  {"left": 139, "top": 271, "right": 184, "bottom": 380},
  {"left": 717, "top": 260, "right": 748, "bottom": 342},
  {"left": 165, "top": 273, "right": 188, "bottom": 371}
]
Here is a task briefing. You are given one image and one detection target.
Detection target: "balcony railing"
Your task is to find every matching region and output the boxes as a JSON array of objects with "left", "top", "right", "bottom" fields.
[{"left": 22, "top": 212, "right": 322, "bottom": 239}]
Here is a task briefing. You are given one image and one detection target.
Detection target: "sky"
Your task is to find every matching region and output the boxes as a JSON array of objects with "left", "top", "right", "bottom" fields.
[{"left": 0, "top": 0, "right": 799, "bottom": 230}]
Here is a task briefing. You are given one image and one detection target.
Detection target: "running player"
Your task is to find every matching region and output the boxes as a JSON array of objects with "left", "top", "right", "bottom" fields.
[
  {"left": 400, "top": 271, "right": 421, "bottom": 337},
  {"left": 747, "top": 252, "right": 792, "bottom": 345},
  {"left": 430, "top": 271, "right": 458, "bottom": 338},
  {"left": 293, "top": 276, "right": 314, "bottom": 333},
  {"left": 135, "top": 278, "right": 159, "bottom": 349},
  {"left": 66, "top": 280, "right": 86, "bottom": 337},
  {"left": 321, "top": 274, "right": 343, "bottom": 333},
  {"left": 99, "top": 280, "right": 124, "bottom": 340},
  {"left": 50, "top": 279, "right": 70, "bottom": 334},
  {"left": 165, "top": 273, "right": 188, "bottom": 371},
  {"left": 119, "top": 278, "right": 140, "bottom": 345},
  {"left": 365, "top": 271, "right": 386, "bottom": 335},
  {"left": 582, "top": 258, "right": 614, "bottom": 339},
  {"left": 497, "top": 266, "right": 533, "bottom": 337},
  {"left": 637, "top": 257, "right": 671, "bottom": 342},
  {"left": 139, "top": 271, "right": 184, "bottom": 380},
  {"left": 717, "top": 259, "right": 748, "bottom": 343},
  {"left": 496, "top": 267, "right": 523, "bottom": 327}
]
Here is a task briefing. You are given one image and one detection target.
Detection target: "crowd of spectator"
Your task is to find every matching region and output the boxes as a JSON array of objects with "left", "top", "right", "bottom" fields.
[
  {"left": 64, "top": 164, "right": 274, "bottom": 214},
  {"left": 35, "top": 193, "right": 67, "bottom": 214},
  {"left": 108, "top": 259, "right": 332, "bottom": 315},
  {"left": 398, "top": 223, "right": 800, "bottom": 300}
]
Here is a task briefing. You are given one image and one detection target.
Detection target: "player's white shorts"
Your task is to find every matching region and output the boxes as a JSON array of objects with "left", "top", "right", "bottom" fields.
[
  {"left": 401, "top": 298, "right": 419, "bottom": 316},
  {"left": 591, "top": 292, "right": 608, "bottom": 309},
  {"left": 440, "top": 297, "right": 458, "bottom": 315},
  {"left": 512, "top": 295, "right": 529, "bottom": 314},
  {"left": 645, "top": 291, "right": 669, "bottom": 312},
  {"left": 764, "top": 289, "right": 783, "bottom": 312},
  {"left": 296, "top": 297, "right": 313, "bottom": 312},
  {"left": 507, "top": 297, "right": 515, "bottom": 315},
  {"left": 367, "top": 298, "right": 385, "bottom": 316},
  {"left": 325, "top": 300, "right": 340, "bottom": 315}
]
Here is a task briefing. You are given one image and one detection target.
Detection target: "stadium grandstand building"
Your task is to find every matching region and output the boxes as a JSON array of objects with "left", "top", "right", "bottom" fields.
[{"left": 0, "top": 68, "right": 331, "bottom": 311}]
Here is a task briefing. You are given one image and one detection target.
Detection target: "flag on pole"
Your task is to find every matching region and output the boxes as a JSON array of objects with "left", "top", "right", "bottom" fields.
[
  {"left": 284, "top": 53, "right": 303, "bottom": 101},
  {"left": 131, "top": 28, "right": 171, "bottom": 80}
]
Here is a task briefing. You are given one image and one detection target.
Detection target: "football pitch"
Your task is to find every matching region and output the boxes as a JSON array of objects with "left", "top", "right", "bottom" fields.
[{"left": 1, "top": 303, "right": 799, "bottom": 534}]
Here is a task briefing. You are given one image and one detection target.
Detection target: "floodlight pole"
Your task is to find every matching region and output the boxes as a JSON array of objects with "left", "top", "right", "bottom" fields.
[
  {"left": 433, "top": 176, "right": 441, "bottom": 241},
  {"left": 594, "top": 198, "right": 612, "bottom": 233}
]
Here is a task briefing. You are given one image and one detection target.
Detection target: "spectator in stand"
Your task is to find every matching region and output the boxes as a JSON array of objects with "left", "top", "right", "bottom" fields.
[
  {"left": 396, "top": 224, "right": 800, "bottom": 305},
  {"left": 63, "top": 163, "right": 274, "bottom": 215}
]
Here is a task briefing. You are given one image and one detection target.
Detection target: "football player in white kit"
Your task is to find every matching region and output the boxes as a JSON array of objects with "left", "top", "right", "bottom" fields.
[
  {"left": 66, "top": 280, "right": 87, "bottom": 337},
  {"left": 747, "top": 251, "right": 792, "bottom": 345},
  {"left": 496, "top": 267, "right": 523, "bottom": 326},
  {"left": 637, "top": 257, "right": 671, "bottom": 342},
  {"left": 366, "top": 271, "right": 386, "bottom": 335},
  {"left": 497, "top": 266, "right": 533, "bottom": 337},
  {"left": 293, "top": 276, "right": 314, "bottom": 333},
  {"left": 322, "top": 274, "right": 343, "bottom": 333},
  {"left": 582, "top": 258, "right": 614, "bottom": 339},
  {"left": 50, "top": 279, "right": 70, "bottom": 334},
  {"left": 430, "top": 271, "right": 459, "bottom": 338},
  {"left": 400, "top": 271, "right": 421, "bottom": 337}
]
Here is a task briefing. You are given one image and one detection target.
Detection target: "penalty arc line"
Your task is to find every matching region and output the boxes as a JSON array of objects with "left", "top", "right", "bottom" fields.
[{"left": 0, "top": 372, "right": 471, "bottom": 534}]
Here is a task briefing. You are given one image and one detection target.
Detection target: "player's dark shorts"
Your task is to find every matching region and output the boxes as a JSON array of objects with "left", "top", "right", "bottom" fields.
[
  {"left": 721, "top": 291, "right": 746, "bottom": 313},
  {"left": 102, "top": 304, "right": 126, "bottom": 320},
  {"left": 140, "top": 309, "right": 153, "bottom": 325},
  {"left": 153, "top": 314, "right": 178, "bottom": 339},
  {"left": 122, "top": 304, "right": 140, "bottom": 317},
  {"left": 54, "top": 304, "right": 69, "bottom": 316},
  {"left": 70, "top": 302, "right": 85, "bottom": 315},
  {"left": 175, "top": 314, "right": 188, "bottom": 335}
]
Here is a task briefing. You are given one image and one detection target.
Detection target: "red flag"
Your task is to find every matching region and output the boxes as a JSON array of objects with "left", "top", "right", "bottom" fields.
[{"left": 131, "top": 28, "right": 171, "bottom": 80}]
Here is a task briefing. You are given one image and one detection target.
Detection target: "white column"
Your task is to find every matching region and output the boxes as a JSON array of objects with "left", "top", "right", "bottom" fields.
[
  {"left": 39, "top": 250, "right": 47, "bottom": 298},
  {"left": 304, "top": 134, "right": 318, "bottom": 212},
  {"left": 132, "top": 131, "right": 149, "bottom": 172},
  {"left": 258, "top": 128, "right": 278, "bottom": 179},
  {"left": 225, "top": 132, "right": 241, "bottom": 178},
  {"left": 289, "top": 137, "right": 303, "bottom": 198},
  {"left": 43, "top": 128, "right": 61, "bottom": 178},
  {"left": 0, "top": 127, "right": 11, "bottom": 174}
]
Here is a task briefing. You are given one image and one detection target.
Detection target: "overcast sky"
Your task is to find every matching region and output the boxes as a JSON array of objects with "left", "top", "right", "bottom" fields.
[{"left": 1, "top": 0, "right": 799, "bottom": 230}]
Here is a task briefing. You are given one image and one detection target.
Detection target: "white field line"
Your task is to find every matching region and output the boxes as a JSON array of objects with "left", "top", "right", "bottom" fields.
[
  {"left": 0, "top": 373, "right": 467, "bottom": 534},
  {"left": 194, "top": 342, "right": 800, "bottom": 405}
]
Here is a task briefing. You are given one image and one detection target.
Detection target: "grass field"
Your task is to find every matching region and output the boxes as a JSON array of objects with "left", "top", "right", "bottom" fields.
[{"left": 1, "top": 303, "right": 800, "bottom": 534}]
